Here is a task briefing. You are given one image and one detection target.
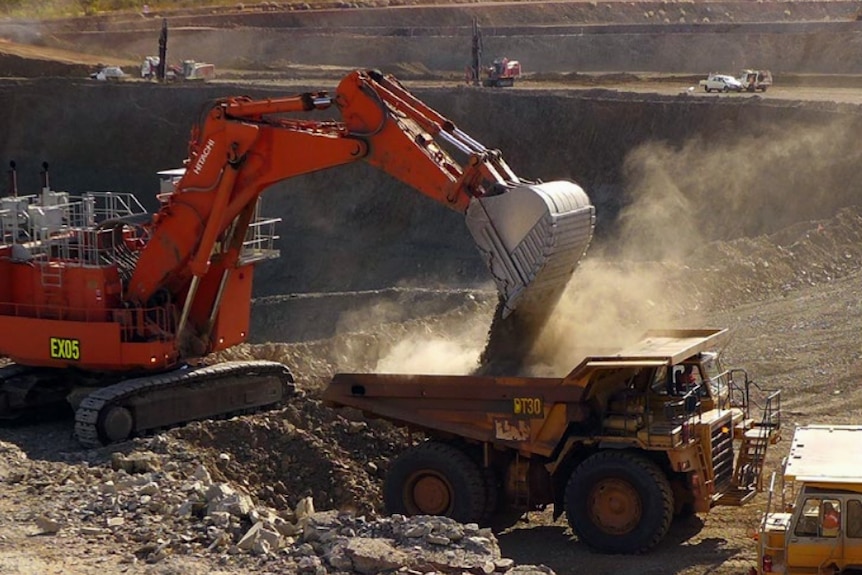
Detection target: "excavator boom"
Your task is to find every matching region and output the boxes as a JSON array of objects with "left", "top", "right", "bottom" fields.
[{"left": 129, "top": 70, "right": 594, "bottom": 322}]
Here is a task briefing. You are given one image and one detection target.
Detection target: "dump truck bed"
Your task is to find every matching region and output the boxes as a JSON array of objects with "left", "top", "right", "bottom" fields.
[
  {"left": 325, "top": 372, "right": 579, "bottom": 454},
  {"left": 323, "top": 328, "right": 730, "bottom": 456}
]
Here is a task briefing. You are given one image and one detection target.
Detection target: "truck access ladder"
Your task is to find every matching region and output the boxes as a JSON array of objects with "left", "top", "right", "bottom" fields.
[{"left": 716, "top": 374, "right": 781, "bottom": 506}]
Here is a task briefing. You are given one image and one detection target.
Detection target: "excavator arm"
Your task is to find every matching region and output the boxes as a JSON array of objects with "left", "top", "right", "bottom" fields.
[{"left": 127, "top": 70, "right": 594, "bottom": 355}]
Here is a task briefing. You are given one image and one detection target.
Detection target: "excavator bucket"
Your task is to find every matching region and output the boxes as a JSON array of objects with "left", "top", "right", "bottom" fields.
[{"left": 466, "top": 180, "right": 594, "bottom": 318}]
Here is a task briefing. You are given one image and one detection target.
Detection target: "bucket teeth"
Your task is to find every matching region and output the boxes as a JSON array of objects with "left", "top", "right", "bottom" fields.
[{"left": 466, "top": 180, "right": 594, "bottom": 319}]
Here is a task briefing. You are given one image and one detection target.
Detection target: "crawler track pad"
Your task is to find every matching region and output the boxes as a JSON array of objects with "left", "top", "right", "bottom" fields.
[{"left": 74, "top": 360, "right": 295, "bottom": 447}]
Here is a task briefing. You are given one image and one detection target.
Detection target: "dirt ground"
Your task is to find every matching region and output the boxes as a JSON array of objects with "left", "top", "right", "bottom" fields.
[{"left": 3, "top": 2, "right": 862, "bottom": 575}]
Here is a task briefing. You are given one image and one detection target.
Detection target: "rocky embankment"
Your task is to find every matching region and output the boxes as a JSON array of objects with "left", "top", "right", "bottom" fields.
[{"left": 0, "top": 416, "right": 552, "bottom": 575}]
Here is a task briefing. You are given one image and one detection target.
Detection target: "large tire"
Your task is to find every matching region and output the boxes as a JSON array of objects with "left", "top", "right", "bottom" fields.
[
  {"left": 564, "top": 451, "right": 673, "bottom": 554},
  {"left": 384, "top": 441, "right": 486, "bottom": 524}
]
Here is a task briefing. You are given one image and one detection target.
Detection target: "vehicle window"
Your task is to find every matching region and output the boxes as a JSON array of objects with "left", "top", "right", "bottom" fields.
[
  {"left": 847, "top": 500, "right": 862, "bottom": 538},
  {"left": 694, "top": 371, "right": 710, "bottom": 398},
  {"left": 794, "top": 498, "right": 821, "bottom": 537},
  {"left": 820, "top": 499, "right": 841, "bottom": 537},
  {"left": 651, "top": 366, "right": 669, "bottom": 395},
  {"left": 681, "top": 363, "right": 708, "bottom": 398},
  {"left": 700, "top": 353, "right": 727, "bottom": 403}
]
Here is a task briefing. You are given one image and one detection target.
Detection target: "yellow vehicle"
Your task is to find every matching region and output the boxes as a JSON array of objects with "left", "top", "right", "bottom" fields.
[
  {"left": 326, "top": 328, "right": 782, "bottom": 553},
  {"left": 754, "top": 425, "right": 862, "bottom": 574}
]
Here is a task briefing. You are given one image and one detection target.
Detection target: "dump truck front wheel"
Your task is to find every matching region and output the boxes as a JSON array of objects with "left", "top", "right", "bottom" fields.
[
  {"left": 384, "top": 441, "right": 486, "bottom": 524},
  {"left": 565, "top": 451, "right": 673, "bottom": 554}
]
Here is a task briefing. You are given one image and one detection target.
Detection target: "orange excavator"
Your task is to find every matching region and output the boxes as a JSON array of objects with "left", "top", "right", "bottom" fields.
[{"left": 0, "top": 70, "right": 594, "bottom": 446}]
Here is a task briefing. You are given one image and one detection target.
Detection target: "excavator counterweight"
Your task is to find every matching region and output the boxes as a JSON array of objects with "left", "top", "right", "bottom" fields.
[{"left": 0, "top": 70, "right": 594, "bottom": 445}]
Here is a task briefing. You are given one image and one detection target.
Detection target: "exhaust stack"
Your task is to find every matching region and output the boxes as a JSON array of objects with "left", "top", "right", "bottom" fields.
[
  {"left": 7, "top": 161, "right": 16, "bottom": 197},
  {"left": 40, "top": 161, "right": 50, "bottom": 192}
]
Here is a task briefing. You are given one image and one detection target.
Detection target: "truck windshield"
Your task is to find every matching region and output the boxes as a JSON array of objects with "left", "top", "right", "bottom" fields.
[
  {"left": 849, "top": 500, "right": 862, "bottom": 538},
  {"left": 700, "top": 353, "right": 728, "bottom": 406}
]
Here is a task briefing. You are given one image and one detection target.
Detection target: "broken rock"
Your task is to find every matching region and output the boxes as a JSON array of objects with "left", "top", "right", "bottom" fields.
[
  {"left": 34, "top": 516, "right": 61, "bottom": 534},
  {"left": 344, "top": 537, "right": 408, "bottom": 574}
]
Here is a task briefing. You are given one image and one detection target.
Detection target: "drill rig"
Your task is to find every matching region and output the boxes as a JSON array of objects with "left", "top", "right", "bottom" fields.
[{"left": 0, "top": 70, "right": 594, "bottom": 446}]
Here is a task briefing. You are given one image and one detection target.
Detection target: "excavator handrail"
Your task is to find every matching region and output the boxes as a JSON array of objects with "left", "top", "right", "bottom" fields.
[{"left": 0, "top": 301, "right": 175, "bottom": 342}]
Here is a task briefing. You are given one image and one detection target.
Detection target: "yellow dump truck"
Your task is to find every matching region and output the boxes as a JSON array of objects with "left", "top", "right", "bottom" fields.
[
  {"left": 324, "top": 328, "right": 782, "bottom": 554},
  {"left": 753, "top": 425, "right": 862, "bottom": 574}
]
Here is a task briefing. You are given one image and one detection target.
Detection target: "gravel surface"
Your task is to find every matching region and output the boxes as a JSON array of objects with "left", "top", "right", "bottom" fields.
[
  {"left": 3, "top": 205, "right": 862, "bottom": 575},
  {"left": 4, "top": 2, "right": 862, "bottom": 574}
]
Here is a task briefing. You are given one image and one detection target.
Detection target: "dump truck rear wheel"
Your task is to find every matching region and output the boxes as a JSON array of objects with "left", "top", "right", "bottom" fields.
[
  {"left": 565, "top": 451, "right": 673, "bottom": 554},
  {"left": 384, "top": 441, "right": 486, "bottom": 523}
]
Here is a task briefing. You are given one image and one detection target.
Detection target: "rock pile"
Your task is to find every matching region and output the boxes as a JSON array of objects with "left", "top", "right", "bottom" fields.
[
  {"left": 171, "top": 395, "right": 411, "bottom": 516},
  {"left": 5, "top": 435, "right": 552, "bottom": 575}
]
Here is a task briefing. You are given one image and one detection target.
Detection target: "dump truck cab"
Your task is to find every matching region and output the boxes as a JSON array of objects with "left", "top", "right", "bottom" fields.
[
  {"left": 754, "top": 425, "right": 862, "bottom": 574},
  {"left": 559, "top": 330, "right": 780, "bottom": 512},
  {"left": 325, "top": 328, "right": 782, "bottom": 553}
]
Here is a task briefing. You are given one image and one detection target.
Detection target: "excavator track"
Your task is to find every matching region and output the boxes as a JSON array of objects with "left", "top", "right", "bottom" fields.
[{"left": 74, "top": 360, "right": 294, "bottom": 447}]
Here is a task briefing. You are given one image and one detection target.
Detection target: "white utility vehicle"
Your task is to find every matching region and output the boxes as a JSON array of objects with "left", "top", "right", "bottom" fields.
[
  {"left": 699, "top": 73, "right": 743, "bottom": 93},
  {"left": 90, "top": 66, "right": 126, "bottom": 82}
]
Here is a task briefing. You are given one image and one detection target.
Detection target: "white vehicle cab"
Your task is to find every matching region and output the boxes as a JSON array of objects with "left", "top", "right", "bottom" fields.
[
  {"left": 699, "top": 73, "right": 743, "bottom": 93},
  {"left": 90, "top": 66, "right": 126, "bottom": 82}
]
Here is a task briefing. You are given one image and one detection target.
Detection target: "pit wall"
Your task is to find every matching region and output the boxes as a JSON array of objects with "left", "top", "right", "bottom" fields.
[
  {"left": 32, "top": 1, "right": 861, "bottom": 32},
  {"left": 41, "top": 24, "right": 862, "bottom": 75},
  {"left": 0, "top": 79, "right": 859, "bottom": 300},
  {"left": 22, "top": 1, "right": 862, "bottom": 75}
]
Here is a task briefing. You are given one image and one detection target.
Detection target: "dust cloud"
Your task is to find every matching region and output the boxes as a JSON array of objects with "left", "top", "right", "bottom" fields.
[
  {"left": 617, "top": 118, "right": 862, "bottom": 245},
  {"left": 329, "top": 293, "right": 490, "bottom": 375},
  {"left": 526, "top": 260, "right": 677, "bottom": 375},
  {"left": 328, "top": 118, "right": 862, "bottom": 378},
  {"left": 375, "top": 338, "right": 481, "bottom": 374},
  {"left": 333, "top": 299, "right": 417, "bottom": 334},
  {"left": 1, "top": 20, "right": 48, "bottom": 45},
  {"left": 506, "top": 118, "right": 859, "bottom": 374}
]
